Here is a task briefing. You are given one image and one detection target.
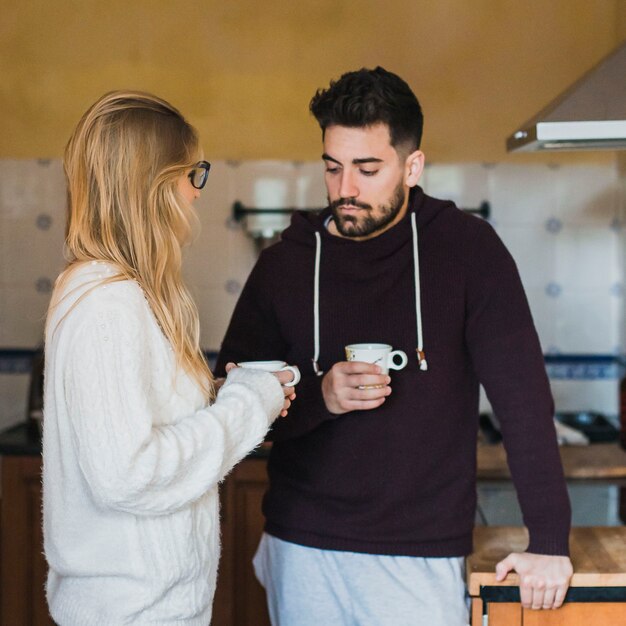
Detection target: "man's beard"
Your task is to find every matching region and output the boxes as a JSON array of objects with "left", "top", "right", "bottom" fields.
[{"left": 329, "top": 181, "right": 406, "bottom": 238}]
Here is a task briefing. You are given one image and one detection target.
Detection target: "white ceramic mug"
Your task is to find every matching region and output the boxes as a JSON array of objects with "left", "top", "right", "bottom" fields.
[
  {"left": 345, "top": 343, "right": 408, "bottom": 374},
  {"left": 237, "top": 360, "right": 301, "bottom": 387}
]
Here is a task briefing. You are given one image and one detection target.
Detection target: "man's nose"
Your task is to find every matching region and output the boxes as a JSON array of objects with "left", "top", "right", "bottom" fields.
[{"left": 338, "top": 171, "right": 358, "bottom": 199}]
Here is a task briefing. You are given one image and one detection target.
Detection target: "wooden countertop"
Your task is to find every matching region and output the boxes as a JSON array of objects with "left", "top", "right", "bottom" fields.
[
  {"left": 468, "top": 526, "right": 626, "bottom": 595},
  {"left": 477, "top": 442, "right": 626, "bottom": 480},
  {"left": 2, "top": 421, "right": 626, "bottom": 482}
]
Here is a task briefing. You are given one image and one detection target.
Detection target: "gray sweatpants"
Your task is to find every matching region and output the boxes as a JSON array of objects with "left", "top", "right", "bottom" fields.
[{"left": 253, "top": 533, "right": 470, "bottom": 626}]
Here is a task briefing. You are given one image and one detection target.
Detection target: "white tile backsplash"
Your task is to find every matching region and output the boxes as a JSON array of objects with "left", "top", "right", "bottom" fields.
[
  {"left": 495, "top": 225, "right": 556, "bottom": 290},
  {"left": 183, "top": 226, "right": 256, "bottom": 291},
  {"left": 423, "top": 163, "right": 489, "bottom": 209},
  {"left": 554, "top": 289, "right": 621, "bottom": 354},
  {"left": 192, "top": 286, "right": 242, "bottom": 351},
  {"left": 556, "top": 164, "right": 620, "bottom": 225},
  {"left": 487, "top": 163, "right": 558, "bottom": 226},
  {"left": 551, "top": 379, "right": 619, "bottom": 416},
  {"left": 0, "top": 287, "right": 50, "bottom": 346},
  {"left": 555, "top": 226, "right": 621, "bottom": 290},
  {"left": 1, "top": 157, "right": 624, "bottom": 418},
  {"left": 0, "top": 215, "right": 65, "bottom": 287}
]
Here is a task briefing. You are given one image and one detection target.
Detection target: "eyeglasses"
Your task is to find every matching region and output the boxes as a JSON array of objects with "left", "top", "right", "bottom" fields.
[{"left": 188, "top": 161, "right": 211, "bottom": 190}]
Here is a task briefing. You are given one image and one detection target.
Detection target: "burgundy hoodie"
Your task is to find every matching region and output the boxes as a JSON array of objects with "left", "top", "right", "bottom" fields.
[{"left": 216, "top": 186, "right": 571, "bottom": 557}]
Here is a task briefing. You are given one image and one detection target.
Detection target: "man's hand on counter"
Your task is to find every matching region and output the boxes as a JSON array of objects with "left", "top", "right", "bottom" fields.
[{"left": 495, "top": 552, "right": 573, "bottom": 610}]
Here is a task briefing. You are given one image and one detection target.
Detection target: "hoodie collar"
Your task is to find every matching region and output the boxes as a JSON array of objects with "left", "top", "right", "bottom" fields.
[{"left": 310, "top": 185, "right": 429, "bottom": 375}]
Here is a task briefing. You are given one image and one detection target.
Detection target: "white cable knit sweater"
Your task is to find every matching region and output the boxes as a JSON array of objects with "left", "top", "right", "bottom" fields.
[{"left": 43, "top": 262, "right": 284, "bottom": 625}]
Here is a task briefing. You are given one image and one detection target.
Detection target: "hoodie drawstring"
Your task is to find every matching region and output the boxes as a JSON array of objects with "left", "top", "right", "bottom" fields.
[
  {"left": 311, "top": 214, "right": 427, "bottom": 375},
  {"left": 411, "top": 213, "right": 428, "bottom": 371},
  {"left": 312, "top": 231, "right": 323, "bottom": 376}
]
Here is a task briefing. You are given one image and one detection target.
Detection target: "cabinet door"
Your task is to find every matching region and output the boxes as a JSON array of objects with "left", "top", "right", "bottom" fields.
[
  {"left": 484, "top": 603, "right": 522, "bottom": 625},
  {"left": 1, "top": 455, "right": 54, "bottom": 625},
  {"left": 214, "top": 458, "right": 271, "bottom": 626},
  {"left": 472, "top": 601, "right": 626, "bottom": 625},
  {"left": 523, "top": 603, "right": 626, "bottom": 625},
  {"left": 471, "top": 599, "right": 522, "bottom": 625}
]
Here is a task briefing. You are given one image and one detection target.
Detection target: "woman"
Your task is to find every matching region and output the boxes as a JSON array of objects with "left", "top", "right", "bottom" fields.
[{"left": 43, "top": 91, "right": 294, "bottom": 625}]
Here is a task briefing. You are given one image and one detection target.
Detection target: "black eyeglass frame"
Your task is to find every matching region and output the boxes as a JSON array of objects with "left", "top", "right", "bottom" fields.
[{"left": 188, "top": 160, "right": 211, "bottom": 190}]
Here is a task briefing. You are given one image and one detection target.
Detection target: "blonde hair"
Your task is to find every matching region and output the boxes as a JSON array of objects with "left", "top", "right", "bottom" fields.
[{"left": 49, "top": 90, "right": 214, "bottom": 400}]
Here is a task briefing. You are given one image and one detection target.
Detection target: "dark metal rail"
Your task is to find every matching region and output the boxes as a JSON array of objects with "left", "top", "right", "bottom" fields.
[
  {"left": 232, "top": 200, "right": 491, "bottom": 220},
  {"left": 480, "top": 585, "right": 626, "bottom": 603}
]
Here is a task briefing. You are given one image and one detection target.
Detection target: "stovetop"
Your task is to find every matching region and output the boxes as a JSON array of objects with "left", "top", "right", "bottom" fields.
[{"left": 479, "top": 411, "right": 619, "bottom": 444}]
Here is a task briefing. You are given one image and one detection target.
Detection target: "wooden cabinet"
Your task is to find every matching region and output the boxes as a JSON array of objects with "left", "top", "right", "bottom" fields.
[
  {"left": 470, "top": 592, "right": 626, "bottom": 625},
  {"left": 3, "top": 441, "right": 626, "bottom": 626},
  {"left": 0, "top": 455, "right": 53, "bottom": 625},
  {"left": 213, "top": 456, "right": 271, "bottom": 626},
  {"left": 0, "top": 441, "right": 271, "bottom": 626},
  {"left": 468, "top": 526, "right": 626, "bottom": 625},
  {"left": 0, "top": 451, "right": 271, "bottom": 626}
]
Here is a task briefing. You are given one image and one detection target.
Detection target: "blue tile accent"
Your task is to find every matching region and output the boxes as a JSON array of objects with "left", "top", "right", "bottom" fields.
[
  {"left": 0, "top": 349, "right": 38, "bottom": 374},
  {"left": 545, "top": 282, "right": 562, "bottom": 298},
  {"left": 1, "top": 350, "right": 619, "bottom": 379},
  {"left": 544, "top": 354, "right": 625, "bottom": 380},
  {"left": 0, "top": 348, "right": 219, "bottom": 374},
  {"left": 35, "top": 277, "right": 53, "bottom": 293},
  {"left": 36, "top": 213, "right": 52, "bottom": 230},
  {"left": 545, "top": 217, "right": 562, "bottom": 234}
]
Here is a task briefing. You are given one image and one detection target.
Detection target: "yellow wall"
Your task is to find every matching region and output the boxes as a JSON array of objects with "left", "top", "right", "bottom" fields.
[
  {"left": 617, "top": 1, "right": 626, "bottom": 179},
  {"left": 0, "top": 0, "right": 623, "bottom": 162}
]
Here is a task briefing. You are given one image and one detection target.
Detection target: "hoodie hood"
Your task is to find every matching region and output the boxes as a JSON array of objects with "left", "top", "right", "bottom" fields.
[
  {"left": 281, "top": 186, "right": 441, "bottom": 250},
  {"left": 280, "top": 186, "right": 441, "bottom": 374}
]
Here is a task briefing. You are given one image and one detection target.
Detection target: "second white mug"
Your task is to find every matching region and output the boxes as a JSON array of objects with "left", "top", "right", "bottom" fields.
[
  {"left": 237, "top": 360, "right": 301, "bottom": 387},
  {"left": 345, "top": 343, "right": 408, "bottom": 374}
]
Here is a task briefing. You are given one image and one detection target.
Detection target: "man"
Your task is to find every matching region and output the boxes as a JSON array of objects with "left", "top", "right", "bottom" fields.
[{"left": 216, "top": 67, "right": 573, "bottom": 626}]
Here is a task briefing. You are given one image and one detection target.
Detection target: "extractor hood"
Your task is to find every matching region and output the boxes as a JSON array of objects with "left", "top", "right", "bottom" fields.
[{"left": 507, "top": 40, "right": 626, "bottom": 152}]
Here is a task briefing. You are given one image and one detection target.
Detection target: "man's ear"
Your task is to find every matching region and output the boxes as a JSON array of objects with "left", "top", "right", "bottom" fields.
[{"left": 405, "top": 150, "right": 425, "bottom": 188}]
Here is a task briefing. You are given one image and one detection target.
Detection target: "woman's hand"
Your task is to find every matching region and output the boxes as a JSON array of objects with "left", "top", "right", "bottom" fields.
[
  {"left": 224, "top": 362, "right": 297, "bottom": 417},
  {"left": 272, "top": 369, "right": 297, "bottom": 417}
]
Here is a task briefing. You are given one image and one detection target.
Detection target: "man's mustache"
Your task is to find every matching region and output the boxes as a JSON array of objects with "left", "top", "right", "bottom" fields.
[{"left": 329, "top": 198, "right": 373, "bottom": 211}]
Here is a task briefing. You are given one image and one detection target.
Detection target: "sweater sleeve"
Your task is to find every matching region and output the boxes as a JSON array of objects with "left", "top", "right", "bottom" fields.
[
  {"left": 63, "top": 290, "right": 284, "bottom": 516},
  {"left": 216, "top": 254, "right": 338, "bottom": 442},
  {"left": 465, "top": 221, "right": 571, "bottom": 556}
]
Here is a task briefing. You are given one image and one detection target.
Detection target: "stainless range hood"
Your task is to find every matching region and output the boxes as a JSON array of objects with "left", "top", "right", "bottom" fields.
[{"left": 507, "top": 40, "right": 626, "bottom": 152}]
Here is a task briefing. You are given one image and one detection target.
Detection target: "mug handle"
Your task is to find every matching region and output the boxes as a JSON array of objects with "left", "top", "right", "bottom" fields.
[
  {"left": 387, "top": 350, "right": 408, "bottom": 371},
  {"left": 279, "top": 365, "right": 301, "bottom": 387}
]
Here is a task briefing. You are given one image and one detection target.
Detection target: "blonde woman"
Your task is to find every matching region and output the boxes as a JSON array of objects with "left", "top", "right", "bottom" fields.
[{"left": 43, "top": 91, "right": 294, "bottom": 625}]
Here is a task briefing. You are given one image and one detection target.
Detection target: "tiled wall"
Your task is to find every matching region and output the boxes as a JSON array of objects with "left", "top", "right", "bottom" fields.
[
  {"left": 424, "top": 161, "right": 625, "bottom": 419},
  {"left": 0, "top": 159, "right": 624, "bottom": 428}
]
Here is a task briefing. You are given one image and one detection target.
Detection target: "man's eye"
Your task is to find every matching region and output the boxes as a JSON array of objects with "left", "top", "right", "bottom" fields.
[
  {"left": 325, "top": 167, "right": 339, "bottom": 174},
  {"left": 360, "top": 170, "right": 378, "bottom": 176}
]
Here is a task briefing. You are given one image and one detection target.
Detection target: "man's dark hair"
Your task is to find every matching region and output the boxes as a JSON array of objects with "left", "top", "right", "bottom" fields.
[{"left": 309, "top": 67, "right": 423, "bottom": 152}]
